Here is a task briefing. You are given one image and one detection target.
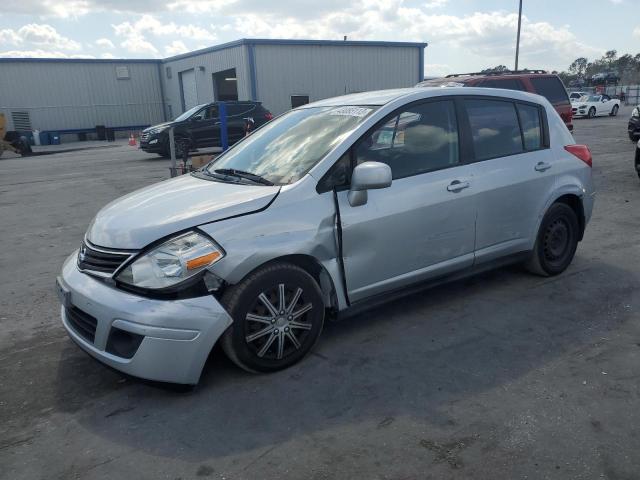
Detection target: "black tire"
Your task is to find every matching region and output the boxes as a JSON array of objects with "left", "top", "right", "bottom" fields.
[
  {"left": 525, "top": 203, "right": 580, "bottom": 277},
  {"left": 220, "top": 263, "right": 325, "bottom": 373},
  {"left": 610, "top": 105, "right": 619, "bottom": 116},
  {"left": 588, "top": 107, "right": 596, "bottom": 119}
]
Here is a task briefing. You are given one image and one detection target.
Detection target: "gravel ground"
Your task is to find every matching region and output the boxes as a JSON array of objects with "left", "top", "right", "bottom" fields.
[{"left": 1, "top": 107, "right": 639, "bottom": 480}]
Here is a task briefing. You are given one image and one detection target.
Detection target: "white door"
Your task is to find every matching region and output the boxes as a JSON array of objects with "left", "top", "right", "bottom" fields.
[{"left": 180, "top": 69, "right": 197, "bottom": 112}]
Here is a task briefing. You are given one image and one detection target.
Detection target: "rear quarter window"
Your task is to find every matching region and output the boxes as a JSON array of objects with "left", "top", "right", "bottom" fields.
[{"left": 529, "top": 77, "right": 569, "bottom": 105}]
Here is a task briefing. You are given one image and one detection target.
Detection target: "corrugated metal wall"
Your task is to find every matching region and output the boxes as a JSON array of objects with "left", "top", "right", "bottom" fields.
[
  {"left": 161, "top": 45, "right": 250, "bottom": 118},
  {"left": 253, "top": 44, "right": 421, "bottom": 115},
  {"left": 0, "top": 60, "right": 164, "bottom": 131}
]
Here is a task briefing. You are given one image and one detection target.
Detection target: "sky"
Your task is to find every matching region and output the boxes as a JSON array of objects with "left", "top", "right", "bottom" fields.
[{"left": 1, "top": 0, "right": 638, "bottom": 75}]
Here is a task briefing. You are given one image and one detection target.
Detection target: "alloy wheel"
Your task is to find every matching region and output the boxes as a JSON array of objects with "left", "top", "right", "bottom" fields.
[{"left": 244, "top": 284, "right": 313, "bottom": 360}]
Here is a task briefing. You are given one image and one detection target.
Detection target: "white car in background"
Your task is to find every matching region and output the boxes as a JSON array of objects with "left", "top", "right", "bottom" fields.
[{"left": 572, "top": 94, "right": 620, "bottom": 118}]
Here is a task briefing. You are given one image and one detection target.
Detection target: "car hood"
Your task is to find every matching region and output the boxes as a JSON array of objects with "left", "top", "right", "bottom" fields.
[
  {"left": 143, "top": 122, "right": 176, "bottom": 133},
  {"left": 87, "top": 174, "right": 279, "bottom": 249}
]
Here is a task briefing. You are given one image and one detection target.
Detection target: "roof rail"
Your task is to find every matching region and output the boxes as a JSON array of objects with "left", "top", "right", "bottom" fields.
[{"left": 445, "top": 69, "right": 548, "bottom": 78}]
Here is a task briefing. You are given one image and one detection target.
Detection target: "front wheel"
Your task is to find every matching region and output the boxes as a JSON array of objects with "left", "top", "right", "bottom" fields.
[
  {"left": 610, "top": 105, "right": 619, "bottom": 116},
  {"left": 220, "top": 263, "right": 325, "bottom": 373},
  {"left": 588, "top": 107, "right": 596, "bottom": 119},
  {"left": 525, "top": 203, "right": 580, "bottom": 277}
]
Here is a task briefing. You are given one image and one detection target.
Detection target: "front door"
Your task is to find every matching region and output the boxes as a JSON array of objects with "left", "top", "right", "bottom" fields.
[{"left": 337, "top": 99, "right": 477, "bottom": 302}]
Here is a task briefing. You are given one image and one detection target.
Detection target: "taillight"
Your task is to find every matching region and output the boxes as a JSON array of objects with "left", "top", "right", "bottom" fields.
[
  {"left": 564, "top": 144, "right": 592, "bottom": 167},
  {"left": 264, "top": 112, "right": 273, "bottom": 120}
]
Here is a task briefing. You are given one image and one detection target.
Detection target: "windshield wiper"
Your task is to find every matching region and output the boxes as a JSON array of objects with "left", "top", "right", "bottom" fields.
[{"left": 213, "top": 168, "right": 274, "bottom": 186}]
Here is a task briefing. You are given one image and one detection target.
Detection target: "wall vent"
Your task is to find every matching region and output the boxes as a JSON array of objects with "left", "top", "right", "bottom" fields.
[
  {"left": 115, "top": 65, "right": 130, "bottom": 79},
  {"left": 11, "top": 111, "right": 31, "bottom": 131}
]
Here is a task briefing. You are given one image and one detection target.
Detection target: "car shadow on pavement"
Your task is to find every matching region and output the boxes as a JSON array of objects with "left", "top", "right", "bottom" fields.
[{"left": 50, "top": 258, "right": 638, "bottom": 462}]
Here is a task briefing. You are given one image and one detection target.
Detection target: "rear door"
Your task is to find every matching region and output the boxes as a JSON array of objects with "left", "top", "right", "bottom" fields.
[
  {"left": 190, "top": 105, "right": 219, "bottom": 147},
  {"left": 226, "top": 103, "right": 255, "bottom": 142},
  {"left": 336, "top": 98, "right": 477, "bottom": 302},
  {"left": 462, "top": 96, "right": 556, "bottom": 263}
]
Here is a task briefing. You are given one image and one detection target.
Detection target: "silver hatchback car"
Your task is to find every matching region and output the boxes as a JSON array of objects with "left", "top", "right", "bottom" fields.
[{"left": 56, "top": 87, "right": 595, "bottom": 384}]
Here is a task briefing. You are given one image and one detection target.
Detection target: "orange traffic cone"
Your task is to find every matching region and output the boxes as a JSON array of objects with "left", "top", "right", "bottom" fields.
[{"left": 128, "top": 133, "right": 137, "bottom": 146}]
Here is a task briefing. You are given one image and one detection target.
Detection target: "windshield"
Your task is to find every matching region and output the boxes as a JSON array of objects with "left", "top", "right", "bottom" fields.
[
  {"left": 206, "top": 106, "right": 377, "bottom": 185},
  {"left": 587, "top": 95, "right": 601, "bottom": 102},
  {"left": 173, "top": 104, "right": 207, "bottom": 122}
]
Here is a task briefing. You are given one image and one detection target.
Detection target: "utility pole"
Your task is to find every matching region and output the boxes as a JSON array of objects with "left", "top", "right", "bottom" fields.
[{"left": 515, "top": 0, "right": 523, "bottom": 71}]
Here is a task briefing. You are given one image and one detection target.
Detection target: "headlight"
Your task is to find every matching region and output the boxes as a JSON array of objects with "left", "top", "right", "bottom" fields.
[
  {"left": 149, "top": 125, "right": 169, "bottom": 135},
  {"left": 632, "top": 107, "right": 639, "bottom": 118},
  {"left": 116, "top": 231, "right": 224, "bottom": 289}
]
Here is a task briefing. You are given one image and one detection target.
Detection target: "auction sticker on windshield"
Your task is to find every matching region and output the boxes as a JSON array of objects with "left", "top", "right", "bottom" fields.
[{"left": 329, "top": 106, "right": 373, "bottom": 117}]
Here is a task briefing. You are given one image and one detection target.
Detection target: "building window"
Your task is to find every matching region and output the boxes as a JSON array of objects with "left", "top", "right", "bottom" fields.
[{"left": 291, "top": 95, "right": 310, "bottom": 109}]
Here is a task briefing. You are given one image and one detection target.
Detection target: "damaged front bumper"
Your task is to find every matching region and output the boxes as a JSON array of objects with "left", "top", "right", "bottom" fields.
[{"left": 57, "top": 252, "right": 232, "bottom": 384}]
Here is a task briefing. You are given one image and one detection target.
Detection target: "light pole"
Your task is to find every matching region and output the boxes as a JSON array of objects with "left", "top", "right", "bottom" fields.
[{"left": 515, "top": 0, "right": 523, "bottom": 71}]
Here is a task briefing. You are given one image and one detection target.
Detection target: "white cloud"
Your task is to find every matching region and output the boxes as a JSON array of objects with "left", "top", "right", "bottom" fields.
[
  {"left": 165, "top": 40, "right": 188, "bottom": 56},
  {"left": 424, "top": 0, "right": 448, "bottom": 8},
  {"left": 0, "top": 29, "right": 22, "bottom": 46},
  {"left": 101, "top": 52, "right": 116, "bottom": 59},
  {"left": 120, "top": 36, "right": 159, "bottom": 56},
  {"left": 0, "top": 49, "right": 93, "bottom": 58},
  {"left": 633, "top": 27, "right": 640, "bottom": 38},
  {"left": 112, "top": 14, "right": 216, "bottom": 55},
  {"left": 0, "top": 24, "right": 82, "bottom": 54},
  {"left": 227, "top": 3, "right": 601, "bottom": 72},
  {"left": 96, "top": 38, "right": 115, "bottom": 49}
]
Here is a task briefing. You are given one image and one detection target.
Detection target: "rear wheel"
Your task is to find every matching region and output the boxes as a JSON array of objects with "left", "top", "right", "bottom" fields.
[
  {"left": 588, "top": 107, "right": 596, "bottom": 119},
  {"left": 525, "top": 203, "right": 580, "bottom": 277},
  {"left": 220, "top": 263, "right": 325, "bottom": 373},
  {"left": 610, "top": 105, "right": 619, "bottom": 116}
]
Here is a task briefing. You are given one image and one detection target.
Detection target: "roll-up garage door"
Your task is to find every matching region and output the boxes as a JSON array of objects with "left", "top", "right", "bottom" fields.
[{"left": 179, "top": 69, "right": 197, "bottom": 112}]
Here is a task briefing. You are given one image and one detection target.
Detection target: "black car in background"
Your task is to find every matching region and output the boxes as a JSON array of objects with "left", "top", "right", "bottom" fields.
[
  {"left": 629, "top": 105, "right": 640, "bottom": 142},
  {"left": 141, "top": 101, "right": 273, "bottom": 157}
]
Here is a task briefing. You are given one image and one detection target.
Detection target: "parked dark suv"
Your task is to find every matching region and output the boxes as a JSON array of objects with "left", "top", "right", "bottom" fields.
[
  {"left": 417, "top": 70, "right": 573, "bottom": 131},
  {"left": 141, "top": 101, "right": 273, "bottom": 157}
]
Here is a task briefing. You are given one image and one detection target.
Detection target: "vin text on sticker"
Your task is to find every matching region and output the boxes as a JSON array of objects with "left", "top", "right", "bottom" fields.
[{"left": 329, "top": 106, "right": 373, "bottom": 117}]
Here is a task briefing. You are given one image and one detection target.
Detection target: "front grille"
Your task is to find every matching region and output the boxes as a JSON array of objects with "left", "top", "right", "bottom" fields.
[
  {"left": 141, "top": 132, "right": 150, "bottom": 142},
  {"left": 77, "top": 241, "right": 133, "bottom": 276},
  {"left": 66, "top": 306, "right": 98, "bottom": 343}
]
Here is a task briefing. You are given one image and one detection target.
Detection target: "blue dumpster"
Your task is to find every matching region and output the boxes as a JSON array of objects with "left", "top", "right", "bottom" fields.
[
  {"left": 50, "top": 132, "right": 60, "bottom": 145},
  {"left": 39, "top": 131, "right": 50, "bottom": 145}
]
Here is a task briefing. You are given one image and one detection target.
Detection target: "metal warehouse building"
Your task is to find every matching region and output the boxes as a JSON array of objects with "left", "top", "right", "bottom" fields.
[{"left": 0, "top": 39, "right": 426, "bottom": 136}]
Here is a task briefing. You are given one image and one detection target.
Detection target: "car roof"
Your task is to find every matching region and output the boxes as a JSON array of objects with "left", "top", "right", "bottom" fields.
[{"left": 304, "top": 87, "right": 547, "bottom": 108}]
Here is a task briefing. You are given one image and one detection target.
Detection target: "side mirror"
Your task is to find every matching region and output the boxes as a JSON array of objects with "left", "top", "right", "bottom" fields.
[{"left": 348, "top": 161, "right": 392, "bottom": 207}]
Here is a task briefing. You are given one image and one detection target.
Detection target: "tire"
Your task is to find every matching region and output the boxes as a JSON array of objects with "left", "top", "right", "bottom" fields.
[
  {"left": 610, "top": 105, "right": 619, "bottom": 116},
  {"left": 525, "top": 202, "right": 580, "bottom": 277},
  {"left": 220, "top": 262, "right": 325, "bottom": 373},
  {"left": 588, "top": 107, "right": 596, "bottom": 119}
]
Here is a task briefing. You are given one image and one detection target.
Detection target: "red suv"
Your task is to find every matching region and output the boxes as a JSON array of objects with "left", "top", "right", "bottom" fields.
[{"left": 417, "top": 70, "right": 573, "bottom": 131}]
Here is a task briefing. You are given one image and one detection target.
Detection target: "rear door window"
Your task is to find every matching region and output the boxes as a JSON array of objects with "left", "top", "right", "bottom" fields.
[
  {"left": 529, "top": 77, "right": 569, "bottom": 104},
  {"left": 478, "top": 78, "right": 525, "bottom": 91},
  {"left": 464, "top": 99, "right": 523, "bottom": 161},
  {"left": 516, "top": 103, "right": 542, "bottom": 151}
]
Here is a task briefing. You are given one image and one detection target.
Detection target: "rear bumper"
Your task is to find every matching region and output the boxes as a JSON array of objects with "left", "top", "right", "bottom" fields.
[{"left": 57, "top": 252, "right": 232, "bottom": 384}]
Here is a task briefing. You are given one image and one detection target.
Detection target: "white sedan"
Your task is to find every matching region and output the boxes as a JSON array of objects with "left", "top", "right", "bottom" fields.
[{"left": 572, "top": 94, "right": 620, "bottom": 118}]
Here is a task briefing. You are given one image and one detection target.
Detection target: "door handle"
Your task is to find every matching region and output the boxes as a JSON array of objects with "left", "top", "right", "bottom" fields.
[
  {"left": 534, "top": 162, "right": 552, "bottom": 172},
  {"left": 447, "top": 180, "right": 470, "bottom": 192}
]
